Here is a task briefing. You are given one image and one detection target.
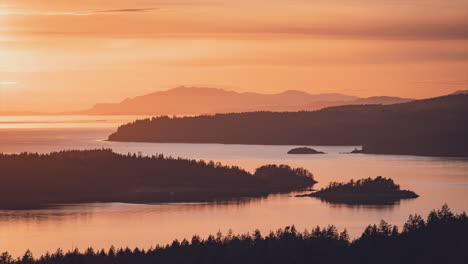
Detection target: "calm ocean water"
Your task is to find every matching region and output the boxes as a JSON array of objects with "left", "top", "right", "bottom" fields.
[{"left": 0, "top": 116, "right": 467, "bottom": 257}]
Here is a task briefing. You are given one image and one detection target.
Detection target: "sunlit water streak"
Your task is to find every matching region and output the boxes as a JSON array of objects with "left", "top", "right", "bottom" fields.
[
  {"left": 0, "top": 115, "right": 150, "bottom": 129},
  {"left": 0, "top": 116, "right": 467, "bottom": 257}
]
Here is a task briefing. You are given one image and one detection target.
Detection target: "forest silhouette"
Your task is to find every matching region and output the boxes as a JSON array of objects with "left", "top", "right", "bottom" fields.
[
  {"left": 299, "top": 176, "right": 419, "bottom": 205},
  {"left": 0, "top": 149, "right": 316, "bottom": 208},
  {"left": 1, "top": 205, "right": 466, "bottom": 264},
  {"left": 108, "top": 94, "right": 468, "bottom": 157}
]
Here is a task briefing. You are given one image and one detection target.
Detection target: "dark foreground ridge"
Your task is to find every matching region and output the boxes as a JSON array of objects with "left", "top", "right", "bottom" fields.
[
  {"left": 298, "top": 176, "right": 418, "bottom": 205},
  {"left": 108, "top": 94, "right": 468, "bottom": 157},
  {"left": 287, "top": 147, "right": 325, "bottom": 154},
  {"left": 0, "top": 149, "right": 316, "bottom": 208},
  {"left": 3, "top": 205, "right": 467, "bottom": 264}
]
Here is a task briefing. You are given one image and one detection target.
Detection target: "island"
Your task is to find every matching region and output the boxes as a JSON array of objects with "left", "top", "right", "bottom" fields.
[
  {"left": 350, "top": 148, "right": 363, "bottom": 154},
  {"left": 297, "top": 176, "right": 418, "bottom": 205},
  {"left": 0, "top": 149, "right": 317, "bottom": 208},
  {"left": 287, "top": 147, "right": 325, "bottom": 154},
  {"left": 107, "top": 94, "right": 468, "bottom": 157}
]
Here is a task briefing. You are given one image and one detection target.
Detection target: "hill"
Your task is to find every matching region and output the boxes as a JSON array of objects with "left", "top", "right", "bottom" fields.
[
  {"left": 79, "top": 86, "right": 412, "bottom": 115},
  {"left": 0, "top": 149, "right": 316, "bottom": 208},
  {"left": 108, "top": 94, "right": 468, "bottom": 157}
]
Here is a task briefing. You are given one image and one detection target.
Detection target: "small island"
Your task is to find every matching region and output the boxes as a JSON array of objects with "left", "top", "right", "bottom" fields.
[
  {"left": 350, "top": 148, "right": 364, "bottom": 154},
  {"left": 0, "top": 149, "right": 317, "bottom": 209},
  {"left": 298, "top": 176, "right": 418, "bottom": 205},
  {"left": 287, "top": 147, "right": 325, "bottom": 154}
]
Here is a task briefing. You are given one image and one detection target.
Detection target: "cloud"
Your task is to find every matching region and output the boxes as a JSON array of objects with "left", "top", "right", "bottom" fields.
[
  {"left": 251, "top": 21, "right": 468, "bottom": 40},
  {"left": 0, "top": 8, "right": 158, "bottom": 16},
  {"left": 8, "top": 20, "right": 468, "bottom": 41},
  {"left": 415, "top": 80, "right": 468, "bottom": 85},
  {"left": 1, "top": 2, "right": 467, "bottom": 41},
  {"left": 80, "top": 8, "right": 158, "bottom": 14}
]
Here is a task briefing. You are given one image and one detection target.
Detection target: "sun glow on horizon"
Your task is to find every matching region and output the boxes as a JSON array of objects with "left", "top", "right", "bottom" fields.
[{"left": 0, "top": 82, "right": 17, "bottom": 85}]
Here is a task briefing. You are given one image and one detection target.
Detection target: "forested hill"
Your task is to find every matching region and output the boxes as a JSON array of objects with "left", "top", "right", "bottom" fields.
[
  {"left": 0, "top": 149, "right": 316, "bottom": 208},
  {"left": 108, "top": 94, "right": 468, "bottom": 157}
]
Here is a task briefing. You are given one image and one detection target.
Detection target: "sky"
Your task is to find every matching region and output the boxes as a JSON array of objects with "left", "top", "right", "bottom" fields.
[{"left": 1, "top": 0, "right": 468, "bottom": 112}]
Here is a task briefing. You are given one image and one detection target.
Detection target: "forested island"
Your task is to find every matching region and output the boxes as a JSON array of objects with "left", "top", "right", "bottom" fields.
[
  {"left": 299, "top": 177, "right": 418, "bottom": 205},
  {"left": 108, "top": 94, "right": 468, "bottom": 157},
  {"left": 2, "top": 205, "right": 466, "bottom": 264},
  {"left": 287, "top": 147, "right": 325, "bottom": 154},
  {"left": 0, "top": 149, "right": 316, "bottom": 208}
]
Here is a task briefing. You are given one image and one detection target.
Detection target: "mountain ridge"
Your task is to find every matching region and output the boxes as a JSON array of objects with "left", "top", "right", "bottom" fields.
[{"left": 79, "top": 86, "right": 412, "bottom": 115}]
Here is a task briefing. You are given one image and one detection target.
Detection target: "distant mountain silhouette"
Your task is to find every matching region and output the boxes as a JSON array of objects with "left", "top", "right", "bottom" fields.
[
  {"left": 287, "top": 96, "right": 414, "bottom": 112},
  {"left": 346, "top": 96, "right": 414, "bottom": 105},
  {"left": 109, "top": 94, "right": 468, "bottom": 157},
  {"left": 79, "top": 86, "right": 413, "bottom": 115}
]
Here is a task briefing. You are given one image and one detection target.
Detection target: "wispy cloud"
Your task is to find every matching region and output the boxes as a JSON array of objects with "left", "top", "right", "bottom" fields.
[
  {"left": 415, "top": 80, "right": 468, "bottom": 85},
  {"left": 81, "top": 8, "right": 158, "bottom": 14},
  {"left": 0, "top": 8, "right": 158, "bottom": 16},
  {"left": 251, "top": 21, "right": 468, "bottom": 40}
]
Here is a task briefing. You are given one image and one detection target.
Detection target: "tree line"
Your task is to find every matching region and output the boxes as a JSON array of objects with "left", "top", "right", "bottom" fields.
[
  {"left": 314, "top": 176, "right": 416, "bottom": 195},
  {"left": 0, "top": 149, "right": 316, "bottom": 208},
  {"left": 108, "top": 94, "right": 468, "bottom": 157},
  {"left": 1, "top": 205, "right": 466, "bottom": 264}
]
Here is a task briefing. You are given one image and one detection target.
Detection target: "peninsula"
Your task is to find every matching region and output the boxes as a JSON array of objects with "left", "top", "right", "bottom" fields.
[
  {"left": 0, "top": 149, "right": 316, "bottom": 208},
  {"left": 108, "top": 94, "right": 468, "bottom": 157}
]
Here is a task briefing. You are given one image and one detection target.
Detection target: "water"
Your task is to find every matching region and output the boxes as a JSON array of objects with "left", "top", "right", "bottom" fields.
[{"left": 0, "top": 116, "right": 467, "bottom": 257}]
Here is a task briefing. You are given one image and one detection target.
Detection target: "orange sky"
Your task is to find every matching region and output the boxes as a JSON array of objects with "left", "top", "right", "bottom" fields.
[{"left": 1, "top": 0, "right": 468, "bottom": 112}]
